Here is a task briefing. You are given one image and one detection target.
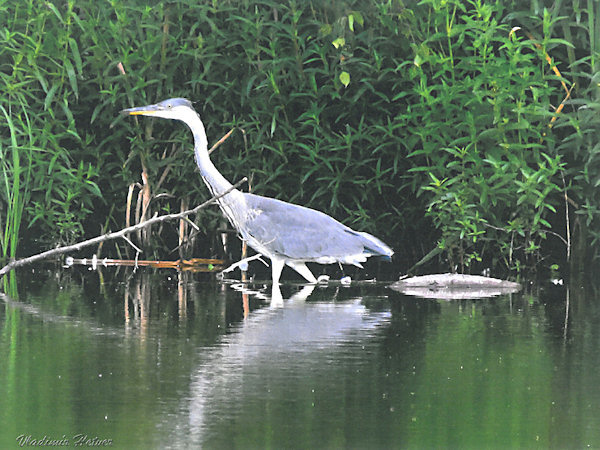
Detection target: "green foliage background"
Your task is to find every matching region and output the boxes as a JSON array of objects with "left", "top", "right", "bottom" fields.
[{"left": 1, "top": 0, "right": 599, "bottom": 274}]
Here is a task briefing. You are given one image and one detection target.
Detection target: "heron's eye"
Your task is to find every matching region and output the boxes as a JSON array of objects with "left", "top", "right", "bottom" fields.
[{"left": 167, "top": 104, "right": 172, "bottom": 108}]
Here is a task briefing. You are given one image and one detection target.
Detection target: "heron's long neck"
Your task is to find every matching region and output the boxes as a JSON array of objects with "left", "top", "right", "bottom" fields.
[
  {"left": 186, "top": 113, "right": 234, "bottom": 197},
  {"left": 184, "top": 112, "right": 247, "bottom": 232}
]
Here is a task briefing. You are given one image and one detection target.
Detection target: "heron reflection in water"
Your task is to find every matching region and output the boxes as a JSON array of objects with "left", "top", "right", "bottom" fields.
[{"left": 122, "top": 98, "right": 393, "bottom": 284}]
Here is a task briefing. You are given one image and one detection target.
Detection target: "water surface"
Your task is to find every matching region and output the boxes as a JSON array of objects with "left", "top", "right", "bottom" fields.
[{"left": 0, "top": 268, "right": 598, "bottom": 448}]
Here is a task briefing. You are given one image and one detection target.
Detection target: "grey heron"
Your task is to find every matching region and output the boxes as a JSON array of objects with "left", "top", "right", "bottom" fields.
[{"left": 121, "top": 98, "right": 393, "bottom": 284}]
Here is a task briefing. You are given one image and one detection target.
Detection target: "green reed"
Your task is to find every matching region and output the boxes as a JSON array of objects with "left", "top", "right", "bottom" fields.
[
  {"left": 0, "top": 101, "right": 32, "bottom": 263},
  {"left": 0, "top": 0, "right": 101, "bottom": 262}
]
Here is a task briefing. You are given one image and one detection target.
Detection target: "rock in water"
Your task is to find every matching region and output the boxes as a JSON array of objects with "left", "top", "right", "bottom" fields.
[{"left": 390, "top": 273, "right": 521, "bottom": 300}]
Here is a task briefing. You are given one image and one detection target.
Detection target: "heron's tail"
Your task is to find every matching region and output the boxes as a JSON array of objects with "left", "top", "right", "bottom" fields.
[{"left": 356, "top": 231, "right": 394, "bottom": 261}]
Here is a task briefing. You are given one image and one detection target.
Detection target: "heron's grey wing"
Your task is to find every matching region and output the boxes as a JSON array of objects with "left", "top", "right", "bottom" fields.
[{"left": 242, "top": 193, "right": 372, "bottom": 260}]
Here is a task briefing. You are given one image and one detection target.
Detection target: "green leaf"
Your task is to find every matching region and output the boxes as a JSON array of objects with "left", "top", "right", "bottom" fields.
[
  {"left": 68, "top": 38, "right": 83, "bottom": 76},
  {"left": 64, "top": 60, "right": 78, "bottom": 100},
  {"left": 351, "top": 11, "right": 364, "bottom": 28},
  {"left": 44, "top": 84, "right": 60, "bottom": 111},
  {"left": 46, "top": 3, "right": 64, "bottom": 23},
  {"left": 332, "top": 38, "right": 345, "bottom": 49},
  {"left": 339, "top": 71, "right": 350, "bottom": 87}
]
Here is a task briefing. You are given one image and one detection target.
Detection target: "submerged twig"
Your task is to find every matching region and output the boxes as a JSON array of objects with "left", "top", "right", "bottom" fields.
[{"left": 0, "top": 177, "right": 247, "bottom": 279}]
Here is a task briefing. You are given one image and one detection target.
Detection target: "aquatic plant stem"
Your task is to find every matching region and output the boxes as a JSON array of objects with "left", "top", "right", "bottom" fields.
[{"left": 0, "top": 178, "right": 247, "bottom": 280}]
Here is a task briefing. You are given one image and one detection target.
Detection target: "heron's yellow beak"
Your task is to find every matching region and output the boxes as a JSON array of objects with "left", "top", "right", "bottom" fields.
[{"left": 120, "top": 104, "right": 161, "bottom": 116}]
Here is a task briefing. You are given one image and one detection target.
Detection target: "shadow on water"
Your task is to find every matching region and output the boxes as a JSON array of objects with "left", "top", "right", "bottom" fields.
[{"left": 0, "top": 267, "right": 600, "bottom": 448}]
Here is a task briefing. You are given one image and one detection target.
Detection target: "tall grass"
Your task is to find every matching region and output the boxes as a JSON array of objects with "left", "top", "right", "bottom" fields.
[
  {"left": 550, "top": 0, "right": 600, "bottom": 262},
  {"left": 0, "top": 101, "right": 33, "bottom": 262},
  {"left": 0, "top": 0, "right": 102, "bottom": 263}
]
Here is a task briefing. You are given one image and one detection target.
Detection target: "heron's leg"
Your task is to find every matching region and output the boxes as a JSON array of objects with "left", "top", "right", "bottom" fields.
[
  {"left": 286, "top": 261, "right": 317, "bottom": 284},
  {"left": 271, "top": 257, "right": 285, "bottom": 285},
  {"left": 270, "top": 283, "right": 283, "bottom": 307}
]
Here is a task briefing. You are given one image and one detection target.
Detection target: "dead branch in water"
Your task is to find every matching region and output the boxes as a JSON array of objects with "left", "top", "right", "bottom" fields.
[{"left": 0, "top": 177, "right": 247, "bottom": 279}]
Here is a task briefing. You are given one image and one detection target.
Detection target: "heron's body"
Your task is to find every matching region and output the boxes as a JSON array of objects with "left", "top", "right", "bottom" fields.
[{"left": 122, "top": 98, "right": 393, "bottom": 284}]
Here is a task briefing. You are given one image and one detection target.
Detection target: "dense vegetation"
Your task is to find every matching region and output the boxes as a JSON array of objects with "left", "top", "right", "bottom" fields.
[{"left": 1, "top": 0, "right": 599, "bottom": 276}]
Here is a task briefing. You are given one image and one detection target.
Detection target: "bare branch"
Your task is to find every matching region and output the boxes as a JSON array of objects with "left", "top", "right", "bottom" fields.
[
  {"left": 122, "top": 235, "right": 143, "bottom": 254},
  {"left": 0, "top": 177, "right": 247, "bottom": 278},
  {"left": 208, "top": 128, "right": 235, "bottom": 155}
]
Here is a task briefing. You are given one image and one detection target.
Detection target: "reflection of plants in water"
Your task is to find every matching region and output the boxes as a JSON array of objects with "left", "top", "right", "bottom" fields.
[
  {"left": 406, "top": 299, "right": 554, "bottom": 448},
  {"left": 1, "top": 271, "right": 18, "bottom": 297}
]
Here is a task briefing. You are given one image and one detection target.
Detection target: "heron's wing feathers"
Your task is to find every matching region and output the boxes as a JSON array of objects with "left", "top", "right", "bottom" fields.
[{"left": 242, "top": 193, "right": 392, "bottom": 261}]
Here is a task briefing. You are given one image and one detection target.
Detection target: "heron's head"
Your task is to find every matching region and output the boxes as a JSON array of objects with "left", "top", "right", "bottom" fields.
[{"left": 121, "top": 98, "right": 195, "bottom": 121}]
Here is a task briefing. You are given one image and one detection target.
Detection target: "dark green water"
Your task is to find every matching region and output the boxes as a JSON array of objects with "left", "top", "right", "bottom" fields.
[{"left": 1, "top": 268, "right": 599, "bottom": 449}]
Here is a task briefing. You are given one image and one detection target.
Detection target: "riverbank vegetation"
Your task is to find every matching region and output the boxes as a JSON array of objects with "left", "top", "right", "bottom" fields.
[{"left": 0, "top": 0, "right": 598, "bottom": 276}]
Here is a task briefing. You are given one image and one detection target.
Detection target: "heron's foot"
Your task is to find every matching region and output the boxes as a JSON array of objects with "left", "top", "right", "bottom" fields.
[
  {"left": 340, "top": 276, "right": 352, "bottom": 285},
  {"left": 317, "top": 275, "right": 330, "bottom": 283}
]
